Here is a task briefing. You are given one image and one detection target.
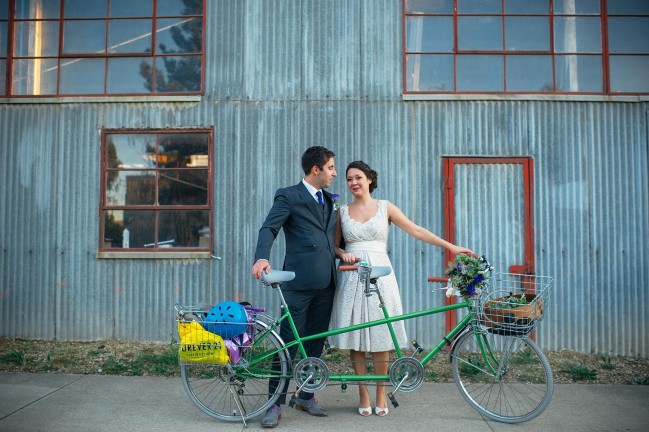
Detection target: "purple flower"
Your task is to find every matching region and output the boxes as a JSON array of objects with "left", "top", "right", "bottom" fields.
[
  {"left": 474, "top": 274, "right": 484, "bottom": 284},
  {"left": 331, "top": 193, "right": 340, "bottom": 210}
]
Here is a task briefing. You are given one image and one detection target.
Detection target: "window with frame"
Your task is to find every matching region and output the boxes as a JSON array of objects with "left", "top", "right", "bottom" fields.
[
  {"left": 101, "top": 129, "right": 213, "bottom": 253},
  {"left": 404, "top": 0, "right": 649, "bottom": 95},
  {"left": 1, "top": 0, "right": 204, "bottom": 97}
]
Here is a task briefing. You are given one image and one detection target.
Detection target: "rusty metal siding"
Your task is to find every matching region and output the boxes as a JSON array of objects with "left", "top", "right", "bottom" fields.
[{"left": 1, "top": 0, "right": 648, "bottom": 357}]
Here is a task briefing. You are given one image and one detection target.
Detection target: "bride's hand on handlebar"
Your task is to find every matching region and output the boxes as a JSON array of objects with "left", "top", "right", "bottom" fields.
[{"left": 340, "top": 253, "right": 357, "bottom": 264}]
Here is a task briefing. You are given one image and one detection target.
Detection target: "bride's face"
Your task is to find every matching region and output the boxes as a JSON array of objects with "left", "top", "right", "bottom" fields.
[{"left": 346, "top": 168, "right": 371, "bottom": 197}]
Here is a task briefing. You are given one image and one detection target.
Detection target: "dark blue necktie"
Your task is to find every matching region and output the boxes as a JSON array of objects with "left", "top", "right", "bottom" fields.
[{"left": 316, "top": 190, "right": 324, "bottom": 210}]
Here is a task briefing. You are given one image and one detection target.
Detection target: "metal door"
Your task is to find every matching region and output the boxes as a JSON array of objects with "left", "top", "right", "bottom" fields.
[{"left": 443, "top": 157, "right": 535, "bottom": 332}]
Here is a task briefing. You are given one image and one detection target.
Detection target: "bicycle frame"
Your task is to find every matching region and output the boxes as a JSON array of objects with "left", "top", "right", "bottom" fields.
[{"left": 245, "top": 282, "right": 477, "bottom": 383}]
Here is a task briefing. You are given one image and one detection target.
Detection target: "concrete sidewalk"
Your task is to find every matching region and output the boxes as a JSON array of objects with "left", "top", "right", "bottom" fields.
[{"left": 1, "top": 372, "right": 647, "bottom": 432}]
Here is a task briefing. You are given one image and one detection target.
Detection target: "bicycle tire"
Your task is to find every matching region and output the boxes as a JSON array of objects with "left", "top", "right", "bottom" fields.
[
  {"left": 450, "top": 330, "right": 554, "bottom": 423},
  {"left": 181, "top": 319, "right": 290, "bottom": 422}
]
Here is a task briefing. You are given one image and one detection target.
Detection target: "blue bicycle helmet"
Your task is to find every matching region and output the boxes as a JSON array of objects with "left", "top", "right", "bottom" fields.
[{"left": 203, "top": 301, "right": 248, "bottom": 338}]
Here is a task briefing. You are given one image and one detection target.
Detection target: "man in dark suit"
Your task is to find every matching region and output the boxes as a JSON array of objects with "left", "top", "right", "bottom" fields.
[{"left": 252, "top": 146, "right": 338, "bottom": 428}]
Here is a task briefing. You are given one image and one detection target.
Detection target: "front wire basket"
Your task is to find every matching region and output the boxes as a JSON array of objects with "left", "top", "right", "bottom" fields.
[{"left": 475, "top": 273, "right": 554, "bottom": 336}]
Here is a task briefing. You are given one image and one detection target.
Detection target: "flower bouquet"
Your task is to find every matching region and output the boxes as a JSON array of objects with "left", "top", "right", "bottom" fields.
[{"left": 445, "top": 255, "right": 490, "bottom": 298}]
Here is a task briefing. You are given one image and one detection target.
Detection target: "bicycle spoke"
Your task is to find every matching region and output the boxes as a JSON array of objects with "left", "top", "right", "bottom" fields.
[{"left": 451, "top": 331, "right": 554, "bottom": 423}]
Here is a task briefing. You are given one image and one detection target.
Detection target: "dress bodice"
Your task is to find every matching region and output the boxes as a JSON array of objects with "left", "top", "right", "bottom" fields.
[{"left": 341, "top": 200, "right": 389, "bottom": 253}]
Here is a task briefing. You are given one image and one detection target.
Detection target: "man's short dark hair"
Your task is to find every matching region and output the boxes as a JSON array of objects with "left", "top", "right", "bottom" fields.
[{"left": 301, "top": 146, "right": 335, "bottom": 175}]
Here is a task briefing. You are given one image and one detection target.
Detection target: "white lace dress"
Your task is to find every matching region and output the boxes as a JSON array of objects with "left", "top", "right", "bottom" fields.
[{"left": 329, "top": 200, "right": 409, "bottom": 352}]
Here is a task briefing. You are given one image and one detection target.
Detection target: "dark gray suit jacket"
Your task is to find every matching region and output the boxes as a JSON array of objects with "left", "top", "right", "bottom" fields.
[{"left": 254, "top": 182, "right": 337, "bottom": 291}]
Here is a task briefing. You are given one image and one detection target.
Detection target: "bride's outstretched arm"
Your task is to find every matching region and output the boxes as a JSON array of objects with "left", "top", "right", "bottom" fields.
[{"left": 386, "top": 201, "right": 476, "bottom": 257}]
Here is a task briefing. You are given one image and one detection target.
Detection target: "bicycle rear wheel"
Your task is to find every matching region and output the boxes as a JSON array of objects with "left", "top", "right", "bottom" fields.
[
  {"left": 450, "top": 330, "right": 553, "bottom": 423},
  {"left": 181, "top": 320, "right": 289, "bottom": 422}
]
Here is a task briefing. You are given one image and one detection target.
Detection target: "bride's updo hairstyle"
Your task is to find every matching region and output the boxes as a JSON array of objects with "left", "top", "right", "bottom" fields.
[{"left": 346, "top": 160, "right": 378, "bottom": 193}]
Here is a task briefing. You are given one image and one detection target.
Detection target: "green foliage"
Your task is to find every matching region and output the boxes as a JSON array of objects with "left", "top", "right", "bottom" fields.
[
  {"left": 459, "top": 356, "right": 484, "bottom": 376},
  {"left": 559, "top": 362, "right": 598, "bottom": 381},
  {"left": 597, "top": 355, "right": 615, "bottom": 371},
  {"left": 490, "top": 294, "right": 529, "bottom": 310},
  {"left": 0, "top": 350, "right": 24, "bottom": 365},
  {"left": 510, "top": 349, "right": 536, "bottom": 365}
]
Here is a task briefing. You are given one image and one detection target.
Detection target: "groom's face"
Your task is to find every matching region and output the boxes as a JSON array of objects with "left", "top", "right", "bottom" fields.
[{"left": 315, "top": 157, "right": 337, "bottom": 189}]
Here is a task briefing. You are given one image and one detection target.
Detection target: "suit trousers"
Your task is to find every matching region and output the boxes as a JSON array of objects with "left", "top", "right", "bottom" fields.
[{"left": 269, "top": 284, "right": 335, "bottom": 405}]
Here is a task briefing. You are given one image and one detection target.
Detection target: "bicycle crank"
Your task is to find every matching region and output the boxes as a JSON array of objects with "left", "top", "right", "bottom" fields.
[{"left": 294, "top": 357, "right": 330, "bottom": 393}]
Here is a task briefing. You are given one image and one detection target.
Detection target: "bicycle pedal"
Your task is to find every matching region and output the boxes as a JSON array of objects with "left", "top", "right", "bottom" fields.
[
  {"left": 288, "top": 394, "right": 298, "bottom": 408},
  {"left": 388, "top": 392, "right": 399, "bottom": 408},
  {"left": 411, "top": 339, "right": 423, "bottom": 356}
]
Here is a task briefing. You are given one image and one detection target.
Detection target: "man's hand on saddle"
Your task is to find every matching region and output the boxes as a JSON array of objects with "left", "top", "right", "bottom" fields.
[{"left": 252, "top": 259, "right": 271, "bottom": 280}]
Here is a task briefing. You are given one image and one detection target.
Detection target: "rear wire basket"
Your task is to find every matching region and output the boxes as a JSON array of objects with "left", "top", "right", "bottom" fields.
[
  {"left": 475, "top": 273, "right": 554, "bottom": 336},
  {"left": 174, "top": 303, "right": 266, "bottom": 365}
]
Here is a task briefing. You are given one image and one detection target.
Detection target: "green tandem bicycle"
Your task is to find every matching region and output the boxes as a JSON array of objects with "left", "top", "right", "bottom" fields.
[{"left": 175, "top": 257, "right": 554, "bottom": 426}]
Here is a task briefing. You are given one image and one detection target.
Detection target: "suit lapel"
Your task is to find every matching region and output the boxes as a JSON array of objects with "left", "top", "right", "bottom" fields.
[
  {"left": 298, "top": 182, "right": 326, "bottom": 227},
  {"left": 323, "top": 190, "right": 336, "bottom": 229}
]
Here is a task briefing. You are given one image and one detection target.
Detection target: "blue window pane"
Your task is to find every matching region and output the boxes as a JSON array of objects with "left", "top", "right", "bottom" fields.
[
  {"left": 0, "top": 21, "right": 7, "bottom": 56},
  {"left": 159, "top": 133, "right": 209, "bottom": 168},
  {"left": 105, "top": 134, "right": 156, "bottom": 169},
  {"left": 157, "top": 0, "right": 203, "bottom": 16},
  {"left": 456, "top": 55, "right": 503, "bottom": 91},
  {"left": 156, "top": 17, "right": 202, "bottom": 54},
  {"left": 107, "top": 57, "right": 153, "bottom": 94},
  {"left": 505, "top": 0, "right": 549, "bottom": 14},
  {"left": 554, "top": 0, "right": 600, "bottom": 15},
  {"left": 14, "top": 21, "right": 60, "bottom": 56},
  {"left": 109, "top": 0, "right": 152, "bottom": 17},
  {"left": 555, "top": 55, "right": 602, "bottom": 92},
  {"left": 505, "top": 17, "right": 550, "bottom": 51},
  {"left": 158, "top": 210, "right": 209, "bottom": 249},
  {"left": 608, "top": 18, "right": 649, "bottom": 54},
  {"left": 458, "top": 17, "right": 502, "bottom": 51},
  {"left": 458, "top": 0, "right": 501, "bottom": 14},
  {"left": 108, "top": 19, "right": 152, "bottom": 53},
  {"left": 406, "top": 54, "right": 454, "bottom": 91},
  {"left": 154, "top": 55, "right": 201, "bottom": 92},
  {"left": 405, "top": 0, "right": 453, "bottom": 14},
  {"left": 12, "top": 58, "right": 58, "bottom": 94},
  {"left": 607, "top": 0, "right": 649, "bottom": 15},
  {"left": 63, "top": 20, "right": 106, "bottom": 54},
  {"left": 609, "top": 56, "right": 649, "bottom": 93},
  {"left": 14, "top": 0, "right": 60, "bottom": 19},
  {"left": 64, "top": 0, "right": 106, "bottom": 18},
  {"left": 158, "top": 171, "right": 208, "bottom": 205},
  {"left": 119, "top": 210, "right": 155, "bottom": 248},
  {"left": 59, "top": 58, "right": 105, "bottom": 94},
  {"left": 406, "top": 16, "right": 453, "bottom": 53},
  {"left": 506, "top": 55, "right": 553, "bottom": 91},
  {"left": 554, "top": 17, "right": 601, "bottom": 53},
  {"left": 0, "top": 0, "right": 7, "bottom": 19}
]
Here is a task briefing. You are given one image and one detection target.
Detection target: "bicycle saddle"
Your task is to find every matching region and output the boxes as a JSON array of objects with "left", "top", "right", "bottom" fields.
[
  {"left": 262, "top": 269, "right": 296, "bottom": 284},
  {"left": 367, "top": 265, "right": 391, "bottom": 278}
]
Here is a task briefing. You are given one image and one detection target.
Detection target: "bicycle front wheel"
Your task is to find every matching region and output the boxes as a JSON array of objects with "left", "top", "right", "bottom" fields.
[
  {"left": 181, "top": 320, "right": 290, "bottom": 422},
  {"left": 450, "top": 330, "right": 553, "bottom": 423}
]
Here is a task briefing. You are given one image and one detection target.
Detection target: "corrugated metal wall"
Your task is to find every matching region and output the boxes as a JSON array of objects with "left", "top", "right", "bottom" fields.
[{"left": 1, "top": 0, "right": 647, "bottom": 356}]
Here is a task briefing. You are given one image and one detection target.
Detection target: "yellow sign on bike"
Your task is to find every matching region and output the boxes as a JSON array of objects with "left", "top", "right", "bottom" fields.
[{"left": 178, "top": 321, "right": 229, "bottom": 364}]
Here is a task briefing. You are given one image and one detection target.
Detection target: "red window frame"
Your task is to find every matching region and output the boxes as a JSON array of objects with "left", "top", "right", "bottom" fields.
[
  {"left": 99, "top": 128, "right": 214, "bottom": 253},
  {"left": 1, "top": 0, "right": 206, "bottom": 97},
  {"left": 402, "top": 0, "right": 649, "bottom": 95}
]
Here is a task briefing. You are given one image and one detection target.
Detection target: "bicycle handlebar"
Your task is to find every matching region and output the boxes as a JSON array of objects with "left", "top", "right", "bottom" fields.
[
  {"left": 427, "top": 276, "right": 447, "bottom": 283},
  {"left": 339, "top": 265, "right": 360, "bottom": 271}
]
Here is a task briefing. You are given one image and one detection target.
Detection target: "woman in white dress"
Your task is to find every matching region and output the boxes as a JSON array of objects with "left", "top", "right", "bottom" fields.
[{"left": 329, "top": 161, "right": 475, "bottom": 417}]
